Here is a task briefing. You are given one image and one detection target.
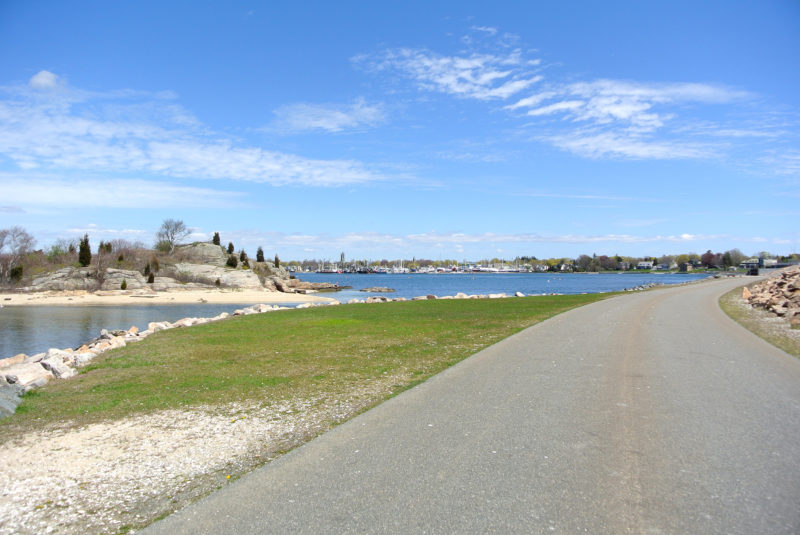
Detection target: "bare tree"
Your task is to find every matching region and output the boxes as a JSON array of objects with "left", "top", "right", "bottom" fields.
[
  {"left": 155, "top": 219, "right": 189, "bottom": 254},
  {"left": 0, "top": 226, "right": 36, "bottom": 280}
]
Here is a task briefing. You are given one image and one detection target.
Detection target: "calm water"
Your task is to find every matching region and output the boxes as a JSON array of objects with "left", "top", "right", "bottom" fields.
[
  {"left": 0, "top": 303, "right": 258, "bottom": 359},
  {"left": 300, "top": 271, "right": 708, "bottom": 302},
  {"left": 0, "top": 272, "right": 707, "bottom": 360}
]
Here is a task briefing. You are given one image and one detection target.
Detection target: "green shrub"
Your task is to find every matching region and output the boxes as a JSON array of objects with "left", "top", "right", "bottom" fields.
[
  {"left": 274, "top": 254, "right": 280, "bottom": 268},
  {"left": 9, "top": 265, "right": 23, "bottom": 282},
  {"left": 215, "top": 278, "right": 221, "bottom": 287},
  {"left": 227, "top": 242, "right": 234, "bottom": 254},
  {"left": 147, "top": 273, "right": 155, "bottom": 284},
  {"left": 256, "top": 246, "right": 265, "bottom": 263},
  {"left": 120, "top": 279, "right": 127, "bottom": 290},
  {"left": 78, "top": 234, "right": 91, "bottom": 267},
  {"left": 226, "top": 255, "right": 238, "bottom": 268},
  {"left": 212, "top": 232, "right": 220, "bottom": 246}
]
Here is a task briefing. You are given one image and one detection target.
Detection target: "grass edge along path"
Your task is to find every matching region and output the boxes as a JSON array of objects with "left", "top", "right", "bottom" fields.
[
  {"left": 719, "top": 285, "right": 800, "bottom": 359},
  {"left": 3, "top": 294, "right": 611, "bottom": 434}
]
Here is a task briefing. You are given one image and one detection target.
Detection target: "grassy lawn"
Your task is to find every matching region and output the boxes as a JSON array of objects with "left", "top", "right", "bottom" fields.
[
  {"left": 2, "top": 294, "right": 611, "bottom": 433},
  {"left": 720, "top": 286, "right": 800, "bottom": 359}
]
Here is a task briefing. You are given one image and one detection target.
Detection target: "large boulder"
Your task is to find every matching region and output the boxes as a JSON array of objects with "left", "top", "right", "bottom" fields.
[
  {"left": 173, "top": 242, "right": 229, "bottom": 267},
  {"left": 1, "top": 362, "right": 53, "bottom": 388},
  {"left": 172, "top": 263, "right": 264, "bottom": 289},
  {"left": 28, "top": 267, "right": 97, "bottom": 291},
  {"left": 101, "top": 268, "right": 148, "bottom": 291}
]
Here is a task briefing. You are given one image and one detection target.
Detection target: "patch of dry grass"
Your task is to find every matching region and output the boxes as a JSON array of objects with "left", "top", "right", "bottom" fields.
[{"left": 720, "top": 286, "right": 800, "bottom": 359}]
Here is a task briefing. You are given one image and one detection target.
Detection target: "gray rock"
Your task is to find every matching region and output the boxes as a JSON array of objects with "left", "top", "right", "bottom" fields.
[
  {"left": 365, "top": 296, "right": 389, "bottom": 303},
  {"left": 23, "top": 352, "right": 46, "bottom": 363},
  {"left": 41, "top": 356, "right": 76, "bottom": 379},
  {"left": 360, "top": 287, "right": 395, "bottom": 293},
  {"left": 29, "top": 267, "right": 97, "bottom": 291},
  {"left": 173, "top": 263, "right": 264, "bottom": 289},
  {"left": 0, "top": 383, "right": 24, "bottom": 419},
  {"left": 173, "top": 242, "right": 229, "bottom": 267},
  {"left": 2, "top": 362, "right": 54, "bottom": 387},
  {"left": 101, "top": 268, "right": 148, "bottom": 291}
]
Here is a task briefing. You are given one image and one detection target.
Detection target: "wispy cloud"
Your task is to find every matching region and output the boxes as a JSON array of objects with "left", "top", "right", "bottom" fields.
[
  {"left": 353, "top": 48, "right": 542, "bottom": 101},
  {"left": 0, "top": 174, "right": 246, "bottom": 209},
  {"left": 271, "top": 98, "right": 385, "bottom": 133},
  {"left": 0, "top": 72, "right": 388, "bottom": 187}
]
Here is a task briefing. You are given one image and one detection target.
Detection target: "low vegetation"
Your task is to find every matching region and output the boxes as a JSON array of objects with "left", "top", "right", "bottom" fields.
[
  {"left": 720, "top": 286, "right": 800, "bottom": 358},
  {"left": 2, "top": 294, "right": 611, "bottom": 433}
]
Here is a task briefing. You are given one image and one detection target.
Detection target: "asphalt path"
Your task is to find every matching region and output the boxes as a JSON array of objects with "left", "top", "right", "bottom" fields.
[{"left": 145, "top": 277, "right": 800, "bottom": 534}]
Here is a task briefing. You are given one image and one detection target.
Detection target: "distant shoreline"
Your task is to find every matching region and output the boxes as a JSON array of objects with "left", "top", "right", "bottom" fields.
[{"left": 0, "top": 288, "right": 335, "bottom": 307}]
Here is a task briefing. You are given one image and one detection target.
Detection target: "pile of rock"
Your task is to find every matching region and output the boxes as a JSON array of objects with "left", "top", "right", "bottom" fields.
[{"left": 744, "top": 266, "right": 800, "bottom": 324}]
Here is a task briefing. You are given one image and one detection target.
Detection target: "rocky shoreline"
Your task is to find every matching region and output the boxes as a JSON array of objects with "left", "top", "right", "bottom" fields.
[{"left": 742, "top": 265, "right": 800, "bottom": 327}]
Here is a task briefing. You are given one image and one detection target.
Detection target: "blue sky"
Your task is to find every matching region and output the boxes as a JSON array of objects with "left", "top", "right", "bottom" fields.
[{"left": 1, "top": 1, "right": 798, "bottom": 261}]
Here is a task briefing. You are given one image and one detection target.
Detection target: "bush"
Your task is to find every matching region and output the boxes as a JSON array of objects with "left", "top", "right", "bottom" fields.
[
  {"left": 215, "top": 278, "right": 221, "bottom": 287},
  {"left": 117, "top": 253, "right": 124, "bottom": 262},
  {"left": 226, "top": 255, "right": 238, "bottom": 268},
  {"left": 147, "top": 273, "right": 155, "bottom": 284},
  {"left": 227, "top": 242, "right": 235, "bottom": 254},
  {"left": 256, "top": 246, "right": 265, "bottom": 263},
  {"left": 9, "top": 265, "right": 23, "bottom": 282},
  {"left": 274, "top": 254, "right": 280, "bottom": 268},
  {"left": 144, "top": 263, "right": 151, "bottom": 276},
  {"left": 120, "top": 279, "right": 127, "bottom": 290},
  {"left": 239, "top": 250, "right": 247, "bottom": 262},
  {"left": 212, "top": 232, "right": 220, "bottom": 246}
]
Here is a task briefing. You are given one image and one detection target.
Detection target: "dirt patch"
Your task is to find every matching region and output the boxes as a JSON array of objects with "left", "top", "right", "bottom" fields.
[{"left": 0, "top": 374, "right": 408, "bottom": 534}]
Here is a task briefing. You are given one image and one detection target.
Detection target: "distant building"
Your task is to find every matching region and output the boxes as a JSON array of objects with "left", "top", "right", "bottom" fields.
[
  {"left": 636, "top": 261, "right": 654, "bottom": 270},
  {"left": 740, "top": 258, "right": 760, "bottom": 270},
  {"left": 619, "top": 261, "right": 630, "bottom": 271}
]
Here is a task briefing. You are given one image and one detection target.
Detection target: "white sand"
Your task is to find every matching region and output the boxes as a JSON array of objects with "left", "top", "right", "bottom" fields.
[{"left": 0, "top": 288, "right": 336, "bottom": 307}]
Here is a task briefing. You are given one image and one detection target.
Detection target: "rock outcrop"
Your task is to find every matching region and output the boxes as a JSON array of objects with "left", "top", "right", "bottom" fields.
[
  {"left": 171, "top": 263, "right": 264, "bottom": 289},
  {"left": 101, "top": 268, "right": 148, "bottom": 291},
  {"left": 174, "top": 242, "right": 228, "bottom": 267},
  {"left": 29, "top": 267, "right": 97, "bottom": 291},
  {"left": 745, "top": 265, "right": 800, "bottom": 320}
]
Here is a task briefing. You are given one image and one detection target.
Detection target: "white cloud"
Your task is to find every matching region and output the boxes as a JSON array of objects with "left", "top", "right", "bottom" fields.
[
  {"left": 546, "top": 131, "right": 715, "bottom": 160},
  {"left": 470, "top": 26, "right": 498, "bottom": 35},
  {"left": 0, "top": 74, "right": 388, "bottom": 187},
  {"left": 0, "top": 174, "right": 246, "bottom": 209},
  {"left": 355, "top": 48, "right": 541, "bottom": 101},
  {"left": 29, "top": 70, "right": 60, "bottom": 89},
  {"left": 272, "top": 98, "right": 385, "bottom": 133}
]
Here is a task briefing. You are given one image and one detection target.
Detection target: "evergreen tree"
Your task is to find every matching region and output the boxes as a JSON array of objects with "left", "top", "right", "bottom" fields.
[
  {"left": 226, "top": 255, "right": 238, "bottom": 268},
  {"left": 212, "top": 232, "right": 220, "bottom": 246},
  {"left": 256, "top": 246, "right": 265, "bottom": 263},
  {"left": 227, "top": 242, "right": 234, "bottom": 254},
  {"left": 274, "top": 254, "right": 280, "bottom": 268},
  {"left": 78, "top": 234, "right": 92, "bottom": 267},
  {"left": 239, "top": 250, "right": 247, "bottom": 262}
]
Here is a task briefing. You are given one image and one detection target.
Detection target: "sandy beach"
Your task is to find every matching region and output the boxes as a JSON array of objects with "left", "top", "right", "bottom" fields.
[{"left": 0, "top": 288, "right": 336, "bottom": 307}]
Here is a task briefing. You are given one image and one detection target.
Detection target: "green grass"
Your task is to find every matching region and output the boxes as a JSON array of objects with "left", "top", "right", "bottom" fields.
[
  {"left": 720, "top": 286, "right": 800, "bottom": 358},
  {"left": 2, "top": 294, "right": 611, "bottom": 433}
]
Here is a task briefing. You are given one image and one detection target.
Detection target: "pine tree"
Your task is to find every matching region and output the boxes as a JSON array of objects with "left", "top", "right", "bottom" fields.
[
  {"left": 212, "top": 232, "right": 220, "bottom": 246},
  {"left": 274, "top": 254, "right": 280, "bottom": 268},
  {"left": 78, "top": 234, "right": 92, "bottom": 267},
  {"left": 227, "top": 242, "right": 234, "bottom": 254},
  {"left": 256, "top": 246, "right": 265, "bottom": 263},
  {"left": 239, "top": 250, "right": 247, "bottom": 262}
]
